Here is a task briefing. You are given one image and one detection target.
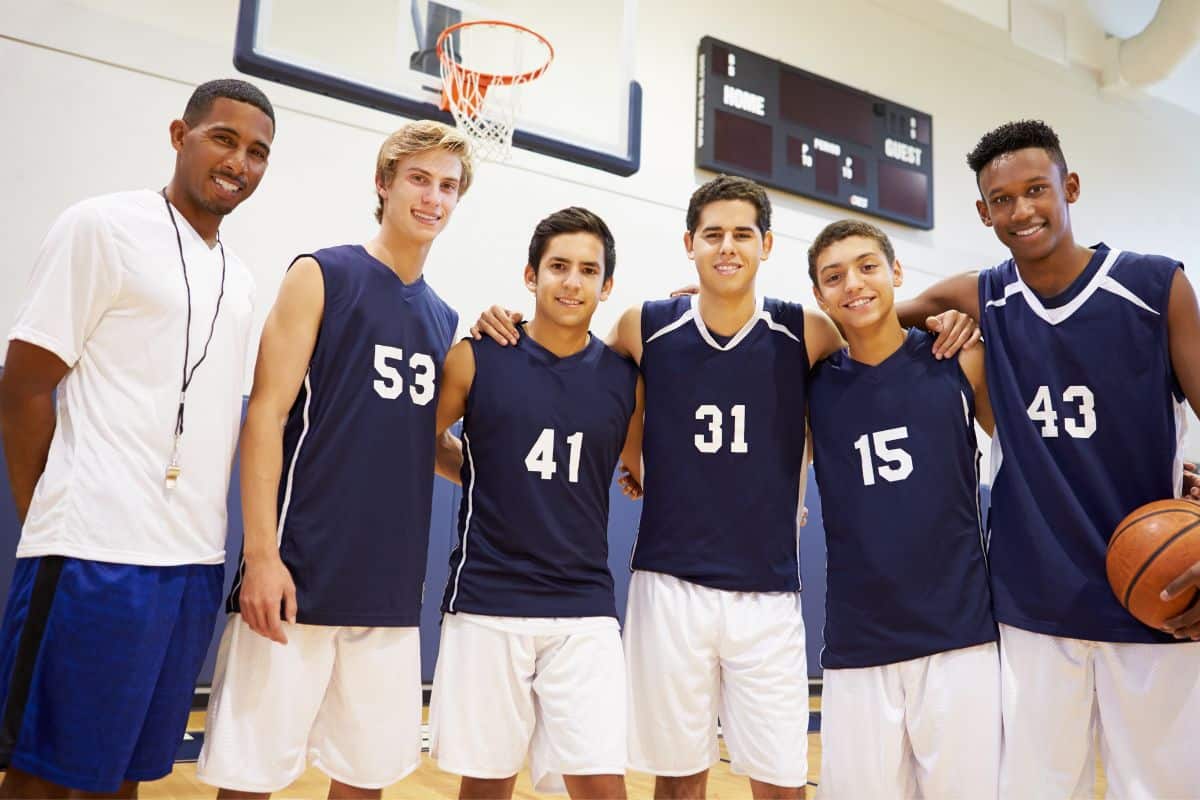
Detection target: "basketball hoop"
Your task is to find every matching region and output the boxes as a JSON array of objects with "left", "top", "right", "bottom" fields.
[{"left": 436, "top": 20, "right": 554, "bottom": 162}]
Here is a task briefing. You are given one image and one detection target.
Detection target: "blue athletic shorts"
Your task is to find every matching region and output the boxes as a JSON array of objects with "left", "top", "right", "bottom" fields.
[{"left": 0, "top": 556, "right": 222, "bottom": 792}]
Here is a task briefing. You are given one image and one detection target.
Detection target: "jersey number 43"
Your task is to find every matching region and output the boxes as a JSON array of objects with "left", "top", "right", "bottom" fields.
[{"left": 1026, "top": 385, "right": 1096, "bottom": 439}]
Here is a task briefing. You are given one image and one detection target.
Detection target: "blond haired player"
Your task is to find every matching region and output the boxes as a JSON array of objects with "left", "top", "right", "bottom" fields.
[{"left": 198, "top": 121, "right": 473, "bottom": 798}]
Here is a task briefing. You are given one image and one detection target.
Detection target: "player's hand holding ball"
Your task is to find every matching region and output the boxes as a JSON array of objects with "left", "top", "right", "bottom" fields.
[{"left": 1106, "top": 499, "right": 1200, "bottom": 638}]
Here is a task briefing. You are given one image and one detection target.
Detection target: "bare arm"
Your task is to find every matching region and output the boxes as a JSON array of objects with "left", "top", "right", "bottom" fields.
[
  {"left": 957, "top": 343, "right": 994, "bottom": 436},
  {"left": 804, "top": 308, "right": 844, "bottom": 368},
  {"left": 433, "top": 340, "right": 476, "bottom": 485},
  {"left": 606, "top": 305, "right": 644, "bottom": 365},
  {"left": 1167, "top": 269, "right": 1200, "bottom": 421},
  {"left": 893, "top": 272, "right": 984, "bottom": 358},
  {"left": 896, "top": 272, "right": 982, "bottom": 327},
  {"left": 434, "top": 431, "right": 463, "bottom": 484},
  {"left": 0, "top": 342, "right": 69, "bottom": 523},
  {"left": 618, "top": 375, "right": 645, "bottom": 496},
  {"left": 238, "top": 257, "right": 324, "bottom": 644},
  {"left": 1160, "top": 269, "right": 1200, "bottom": 638}
]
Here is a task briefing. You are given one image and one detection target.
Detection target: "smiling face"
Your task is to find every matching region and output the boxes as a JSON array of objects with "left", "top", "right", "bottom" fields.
[
  {"left": 975, "top": 146, "right": 1080, "bottom": 265},
  {"left": 376, "top": 147, "right": 464, "bottom": 245},
  {"left": 526, "top": 231, "right": 612, "bottom": 330},
  {"left": 812, "top": 235, "right": 903, "bottom": 330},
  {"left": 169, "top": 97, "right": 273, "bottom": 218},
  {"left": 684, "top": 199, "right": 773, "bottom": 300}
]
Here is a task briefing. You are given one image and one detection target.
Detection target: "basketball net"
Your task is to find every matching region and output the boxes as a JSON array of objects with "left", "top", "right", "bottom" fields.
[{"left": 437, "top": 20, "right": 554, "bottom": 163}]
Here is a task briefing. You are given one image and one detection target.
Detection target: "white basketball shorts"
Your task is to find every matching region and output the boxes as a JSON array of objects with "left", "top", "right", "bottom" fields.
[
  {"left": 196, "top": 615, "right": 422, "bottom": 792},
  {"left": 999, "top": 623, "right": 1200, "bottom": 799},
  {"left": 624, "top": 571, "right": 809, "bottom": 788},
  {"left": 429, "top": 612, "right": 626, "bottom": 794},
  {"left": 817, "top": 641, "right": 1000, "bottom": 800}
]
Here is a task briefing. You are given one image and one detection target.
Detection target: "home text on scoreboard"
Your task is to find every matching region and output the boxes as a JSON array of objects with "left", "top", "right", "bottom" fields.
[{"left": 695, "top": 37, "right": 934, "bottom": 230}]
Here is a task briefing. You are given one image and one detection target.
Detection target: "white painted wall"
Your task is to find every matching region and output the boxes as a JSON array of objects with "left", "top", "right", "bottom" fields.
[{"left": 3, "top": 0, "right": 1199, "bottom": 458}]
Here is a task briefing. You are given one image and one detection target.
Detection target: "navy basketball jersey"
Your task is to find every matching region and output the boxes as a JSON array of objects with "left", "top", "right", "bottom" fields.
[
  {"left": 633, "top": 295, "right": 809, "bottom": 592},
  {"left": 228, "top": 245, "right": 458, "bottom": 626},
  {"left": 809, "top": 329, "right": 995, "bottom": 669},
  {"left": 980, "top": 244, "right": 1186, "bottom": 643},
  {"left": 442, "top": 330, "right": 638, "bottom": 618}
]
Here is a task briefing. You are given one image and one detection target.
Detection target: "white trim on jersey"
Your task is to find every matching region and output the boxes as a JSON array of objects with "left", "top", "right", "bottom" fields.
[
  {"left": 758, "top": 309, "right": 802, "bottom": 344},
  {"left": 982, "top": 281, "right": 1022, "bottom": 310},
  {"left": 276, "top": 370, "right": 315, "bottom": 544},
  {"left": 988, "top": 431, "right": 1004, "bottom": 491},
  {"left": 230, "top": 369, "right": 314, "bottom": 603},
  {"left": 984, "top": 249, "right": 1127, "bottom": 326},
  {"left": 1173, "top": 398, "right": 1188, "bottom": 498},
  {"left": 446, "top": 431, "right": 477, "bottom": 613},
  {"left": 644, "top": 296, "right": 801, "bottom": 352},
  {"left": 960, "top": 390, "right": 989, "bottom": 561},
  {"left": 690, "top": 295, "right": 762, "bottom": 350},
  {"left": 1099, "top": 276, "right": 1159, "bottom": 316},
  {"left": 644, "top": 307, "right": 695, "bottom": 344},
  {"left": 974, "top": 447, "right": 988, "bottom": 559}
]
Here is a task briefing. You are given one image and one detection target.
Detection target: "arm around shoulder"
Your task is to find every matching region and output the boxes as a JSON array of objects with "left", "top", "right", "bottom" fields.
[
  {"left": 607, "top": 305, "right": 644, "bottom": 365},
  {"left": 804, "top": 308, "right": 843, "bottom": 368},
  {"left": 896, "top": 271, "right": 982, "bottom": 328}
]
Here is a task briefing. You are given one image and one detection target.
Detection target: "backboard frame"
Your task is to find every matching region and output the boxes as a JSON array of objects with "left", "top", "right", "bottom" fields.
[{"left": 232, "top": 0, "right": 642, "bottom": 175}]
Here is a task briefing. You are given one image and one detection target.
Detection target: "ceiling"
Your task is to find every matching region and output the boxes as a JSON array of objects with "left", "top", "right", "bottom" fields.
[{"left": 946, "top": 0, "right": 1200, "bottom": 117}]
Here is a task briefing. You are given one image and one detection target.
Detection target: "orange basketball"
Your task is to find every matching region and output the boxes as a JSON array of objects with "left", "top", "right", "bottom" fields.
[{"left": 1107, "top": 499, "right": 1200, "bottom": 629}]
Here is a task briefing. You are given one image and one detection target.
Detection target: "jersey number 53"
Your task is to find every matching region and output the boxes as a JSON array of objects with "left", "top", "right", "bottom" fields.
[{"left": 372, "top": 344, "right": 436, "bottom": 406}]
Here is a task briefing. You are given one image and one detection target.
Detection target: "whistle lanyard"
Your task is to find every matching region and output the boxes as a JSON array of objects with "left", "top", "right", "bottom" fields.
[{"left": 161, "top": 189, "right": 227, "bottom": 488}]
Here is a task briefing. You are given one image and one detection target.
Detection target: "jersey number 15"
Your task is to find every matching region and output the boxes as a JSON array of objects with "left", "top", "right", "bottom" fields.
[{"left": 853, "top": 426, "right": 914, "bottom": 486}]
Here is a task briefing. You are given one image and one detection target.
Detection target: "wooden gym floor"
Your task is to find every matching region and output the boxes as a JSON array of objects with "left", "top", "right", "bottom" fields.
[
  {"left": 3, "top": 690, "right": 1107, "bottom": 798},
  {"left": 140, "top": 690, "right": 1107, "bottom": 800}
]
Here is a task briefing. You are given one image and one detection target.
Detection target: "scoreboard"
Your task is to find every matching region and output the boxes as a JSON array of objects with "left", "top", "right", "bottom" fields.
[{"left": 696, "top": 37, "right": 934, "bottom": 230}]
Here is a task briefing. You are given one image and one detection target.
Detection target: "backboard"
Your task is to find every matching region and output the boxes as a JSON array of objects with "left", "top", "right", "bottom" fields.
[{"left": 233, "top": 0, "right": 642, "bottom": 175}]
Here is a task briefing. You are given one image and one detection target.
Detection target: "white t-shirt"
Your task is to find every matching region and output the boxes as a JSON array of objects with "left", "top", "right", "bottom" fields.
[{"left": 8, "top": 190, "right": 255, "bottom": 566}]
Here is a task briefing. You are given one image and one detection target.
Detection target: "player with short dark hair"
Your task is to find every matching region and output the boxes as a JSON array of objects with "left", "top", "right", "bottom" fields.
[
  {"left": 806, "top": 219, "right": 895, "bottom": 285},
  {"left": 196, "top": 120, "right": 472, "bottom": 799},
  {"left": 806, "top": 219, "right": 998, "bottom": 799},
  {"left": 684, "top": 173, "right": 773, "bottom": 240},
  {"left": 619, "top": 176, "right": 823, "bottom": 799},
  {"left": 0, "top": 78, "right": 274, "bottom": 799},
  {"left": 527, "top": 205, "right": 617, "bottom": 281},
  {"left": 429, "top": 206, "right": 641, "bottom": 800},
  {"left": 898, "top": 119, "right": 1200, "bottom": 798},
  {"left": 965, "top": 118, "right": 1067, "bottom": 178}
]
